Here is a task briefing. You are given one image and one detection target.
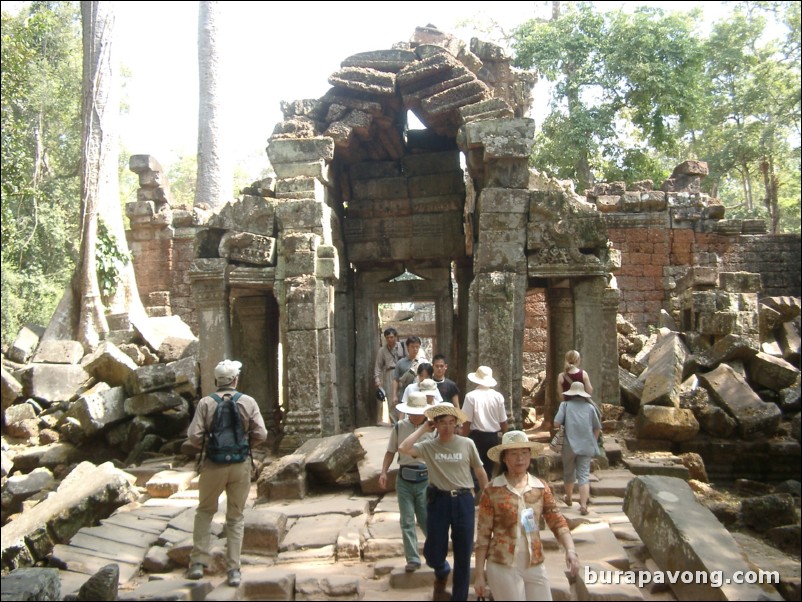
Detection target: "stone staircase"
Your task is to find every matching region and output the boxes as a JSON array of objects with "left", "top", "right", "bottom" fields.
[
  {"left": 42, "top": 453, "right": 796, "bottom": 601},
  {"left": 48, "top": 463, "right": 673, "bottom": 601}
]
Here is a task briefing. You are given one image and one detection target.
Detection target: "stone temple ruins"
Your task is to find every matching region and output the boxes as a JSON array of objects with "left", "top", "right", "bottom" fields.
[
  {"left": 121, "top": 27, "right": 799, "bottom": 451},
  {"left": 2, "top": 26, "right": 800, "bottom": 598}
]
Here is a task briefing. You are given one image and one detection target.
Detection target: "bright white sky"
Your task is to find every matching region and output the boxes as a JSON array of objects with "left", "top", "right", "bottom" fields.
[{"left": 114, "top": 1, "right": 727, "bottom": 177}]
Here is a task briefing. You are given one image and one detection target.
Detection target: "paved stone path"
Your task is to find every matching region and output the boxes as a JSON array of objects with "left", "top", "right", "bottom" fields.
[{"left": 50, "top": 461, "right": 686, "bottom": 601}]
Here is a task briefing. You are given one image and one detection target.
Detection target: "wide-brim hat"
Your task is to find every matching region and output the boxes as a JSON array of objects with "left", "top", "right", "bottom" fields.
[
  {"left": 424, "top": 403, "right": 468, "bottom": 424},
  {"left": 468, "top": 365, "right": 497, "bottom": 387},
  {"left": 565, "top": 381, "right": 591, "bottom": 398},
  {"left": 487, "top": 430, "right": 540, "bottom": 463},
  {"left": 214, "top": 359, "right": 242, "bottom": 384},
  {"left": 419, "top": 378, "right": 438, "bottom": 394},
  {"left": 396, "top": 391, "right": 429, "bottom": 415}
]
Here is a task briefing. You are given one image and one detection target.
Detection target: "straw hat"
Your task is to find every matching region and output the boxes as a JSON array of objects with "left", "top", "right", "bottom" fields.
[
  {"left": 424, "top": 403, "right": 468, "bottom": 424},
  {"left": 419, "top": 378, "right": 438, "bottom": 394},
  {"left": 487, "top": 430, "right": 539, "bottom": 463},
  {"left": 395, "top": 392, "right": 429, "bottom": 415},
  {"left": 565, "top": 381, "right": 591, "bottom": 398},
  {"left": 467, "top": 365, "right": 497, "bottom": 387}
]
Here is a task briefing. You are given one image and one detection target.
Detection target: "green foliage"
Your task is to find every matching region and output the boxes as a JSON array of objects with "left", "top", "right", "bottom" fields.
[
  {"left": 166, "top": 153, "right": 198, "bottom": 206},
  {"left": 95, "top": 218, "right": 131, "bottom": 306},
  {"left": 1, "top": 1, "right": 82, "bottom": 343},
  {"left": 510, "top": 2, "right": 800, "bottom": 232}
]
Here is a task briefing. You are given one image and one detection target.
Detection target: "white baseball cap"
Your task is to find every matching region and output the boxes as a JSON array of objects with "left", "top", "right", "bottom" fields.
[{"left": 214, "top": 359, "right": 242, "bottom": 384}]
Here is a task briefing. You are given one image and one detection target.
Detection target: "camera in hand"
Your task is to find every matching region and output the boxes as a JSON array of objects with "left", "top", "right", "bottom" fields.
[{"left": 376, "top": 387, "right": 386, "bottom": 401}]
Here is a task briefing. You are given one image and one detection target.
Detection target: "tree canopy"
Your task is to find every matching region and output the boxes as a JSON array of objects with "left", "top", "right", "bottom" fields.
[
  {"left": 1, "top": 1, "right": 82, "bottom": 344},
  {"left": 512, "top": 1, "right": 800, "bottom": 233}
]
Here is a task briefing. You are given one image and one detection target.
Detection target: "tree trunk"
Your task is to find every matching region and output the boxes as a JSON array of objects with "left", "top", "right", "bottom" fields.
[
  {"left": 44, "top": 1, "right": 147, "bottom": 351},
  {"left": 760, "top": 157, "right": 781, "bottom": 234},
  {"left": 195, "top": 0, "right": 231, "bottom": 210}
]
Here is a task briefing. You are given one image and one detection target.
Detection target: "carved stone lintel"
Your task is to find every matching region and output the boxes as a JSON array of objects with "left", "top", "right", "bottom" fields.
[{"left": 219, "top": 231, "right": 277, "bottom": 266}]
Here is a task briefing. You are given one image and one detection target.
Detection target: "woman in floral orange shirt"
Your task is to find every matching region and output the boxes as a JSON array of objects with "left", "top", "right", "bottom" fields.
[{"left": 474, "top": 431, "right": 579, "bottom": 601}]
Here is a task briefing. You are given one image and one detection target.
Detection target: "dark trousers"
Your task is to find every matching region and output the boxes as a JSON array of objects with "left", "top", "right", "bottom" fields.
[
  {"left": 469, "top": 430, "right": 500, "bottom": 482},
  {"left": 424, "top": 489, "right": 475, "bottom": 601}
]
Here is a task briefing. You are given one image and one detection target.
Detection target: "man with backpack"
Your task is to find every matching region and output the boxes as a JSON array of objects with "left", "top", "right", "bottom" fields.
[{"left": 186, "top": 359, "right": 267, "bottom": 587}]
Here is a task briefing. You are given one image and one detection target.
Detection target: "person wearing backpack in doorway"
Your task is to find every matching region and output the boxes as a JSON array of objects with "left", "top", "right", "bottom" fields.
[{"left": 186, "top": 359, "right": 267, "bottom": 587}]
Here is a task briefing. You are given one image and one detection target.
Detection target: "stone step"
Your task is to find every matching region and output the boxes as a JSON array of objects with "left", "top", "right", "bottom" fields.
[
  {"left": 101, "top": 511, "right": 169, "bottom": 535},
  {"left": 50, "top": 544, "right": 140, "bottom": 583},
  {"left": 67, "top": 532, "right": 150, "bottom": 565},
  {"left": 80, "top": 523, "right": 161, "bottom": 549}
]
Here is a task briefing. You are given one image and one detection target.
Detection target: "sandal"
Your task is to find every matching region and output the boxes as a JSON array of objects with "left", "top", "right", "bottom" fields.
[
  {"left": 579, "top": 506, "right": 589, "bottom": 515},
  {"left": 563, "top": 495, "right": 572, "bottom": 507}
]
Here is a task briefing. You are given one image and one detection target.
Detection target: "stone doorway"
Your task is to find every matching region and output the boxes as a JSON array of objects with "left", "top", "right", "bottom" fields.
[{"left": 353, "top": 266, "right": 455, "bottom": 427}]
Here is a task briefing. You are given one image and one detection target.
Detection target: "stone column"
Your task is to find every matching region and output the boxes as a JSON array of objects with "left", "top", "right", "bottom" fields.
[
  {"left": 470, "top": 272, "right": 526, "bottom": 429},
  {"left": 268, "top": 136, "right": 339, "bottom": 447},
  {"left": 188, "top": 259, "right": 230, "bottom": 396},
  {"left": 601, "top": 286, "right": 622, "bottom": 405},
  {"left": 573, "top": 276, "right": 607, "bottom": 402},
  {"left": 458, "top": 120, "right": 536, "bottom": 429},
  {"left": 547, "top": 285, "right": 573, "bottom": 425}
]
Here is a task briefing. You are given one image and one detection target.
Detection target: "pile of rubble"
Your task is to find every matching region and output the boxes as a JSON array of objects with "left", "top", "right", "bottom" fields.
[{"left": 1, "top": 315, "right": 200, "bottom": 567}]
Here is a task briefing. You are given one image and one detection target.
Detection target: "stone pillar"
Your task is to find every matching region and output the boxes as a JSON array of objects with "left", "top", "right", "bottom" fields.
[
  {"left": 573, "top": 276, "right": 607, "bottom": 403},
  {"left": 547, "top": 285, "right": 573, "bottom": 425},
  {"left": 269, "top": 136, "right": 339, "bottom": 447},
  {"left": 470, "top": 272, "right": 526, "bottom": 429},
  {"left": 601, "top": 286, "right": 621, "bottom": 405},
  {"left": 188, "top": 259, "right": 230, "bottom": 396}
]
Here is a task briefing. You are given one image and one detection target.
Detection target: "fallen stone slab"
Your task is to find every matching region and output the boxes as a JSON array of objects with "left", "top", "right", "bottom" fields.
[
  {"left": 635, "top": 406, "right": 699, "bottom": 442},
  {"left": 748, "top": 352, "right": 799, "bottom": 391},
  {"left": 18, "top": 364, "right": 91, "bottom": 404},
  {"left": 9, "top": 323, "right": 45, "bottom": 364},
  {"left": 624, "top": 475, "right": 783, "bottom": 600},
  {"left": 118, "top": 579, "right": 213, "bottom": 601},
  {"left": 4, "top": 467, "right": 56, "bottom": 512},
  {"left": 699, "top": 363, "right": 782, "bottom": 439},
  {"left": 542, "top": 551, "right": 573, "bottom": 600},
  {"left": 32, "top": 340, "right": 84, "bottom": 365},
  {"left": 242, "top": 508, "right": 287, "bottom": 556},
  {"left": 279, "top": 513, "right": 352, "bottom": 552},
  {"left": 590, "top": 469, "right": 636, "bottom": 498},
  {"left": 1, "top": 462, "right": 138, "bottom": 571},
  {"left": 295, "top": 433, "right": 366, "bottom": 484},
  {"left": 49, "top": 544, "right": 140, "bottom": 583},
  {"left": 256, "top": 454, "right": 307, "bottom": 501},
  {"left": 641, "top": 331, "right": 689, "bottom": 408},
  {"left": 124, "top": 356, "right": 198, "bottom": 397},
  {"left": 81, "top": 341, "right": 139, "bottom": 388},
  {"left": 145, "top": 470, "right": 196, "bottom": 498},
  {"left": 62, "top": 383, "right": 127, "bottom": 443},
  {"left": 624, "top": 458, "right": 690, "bottom": 480}
]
